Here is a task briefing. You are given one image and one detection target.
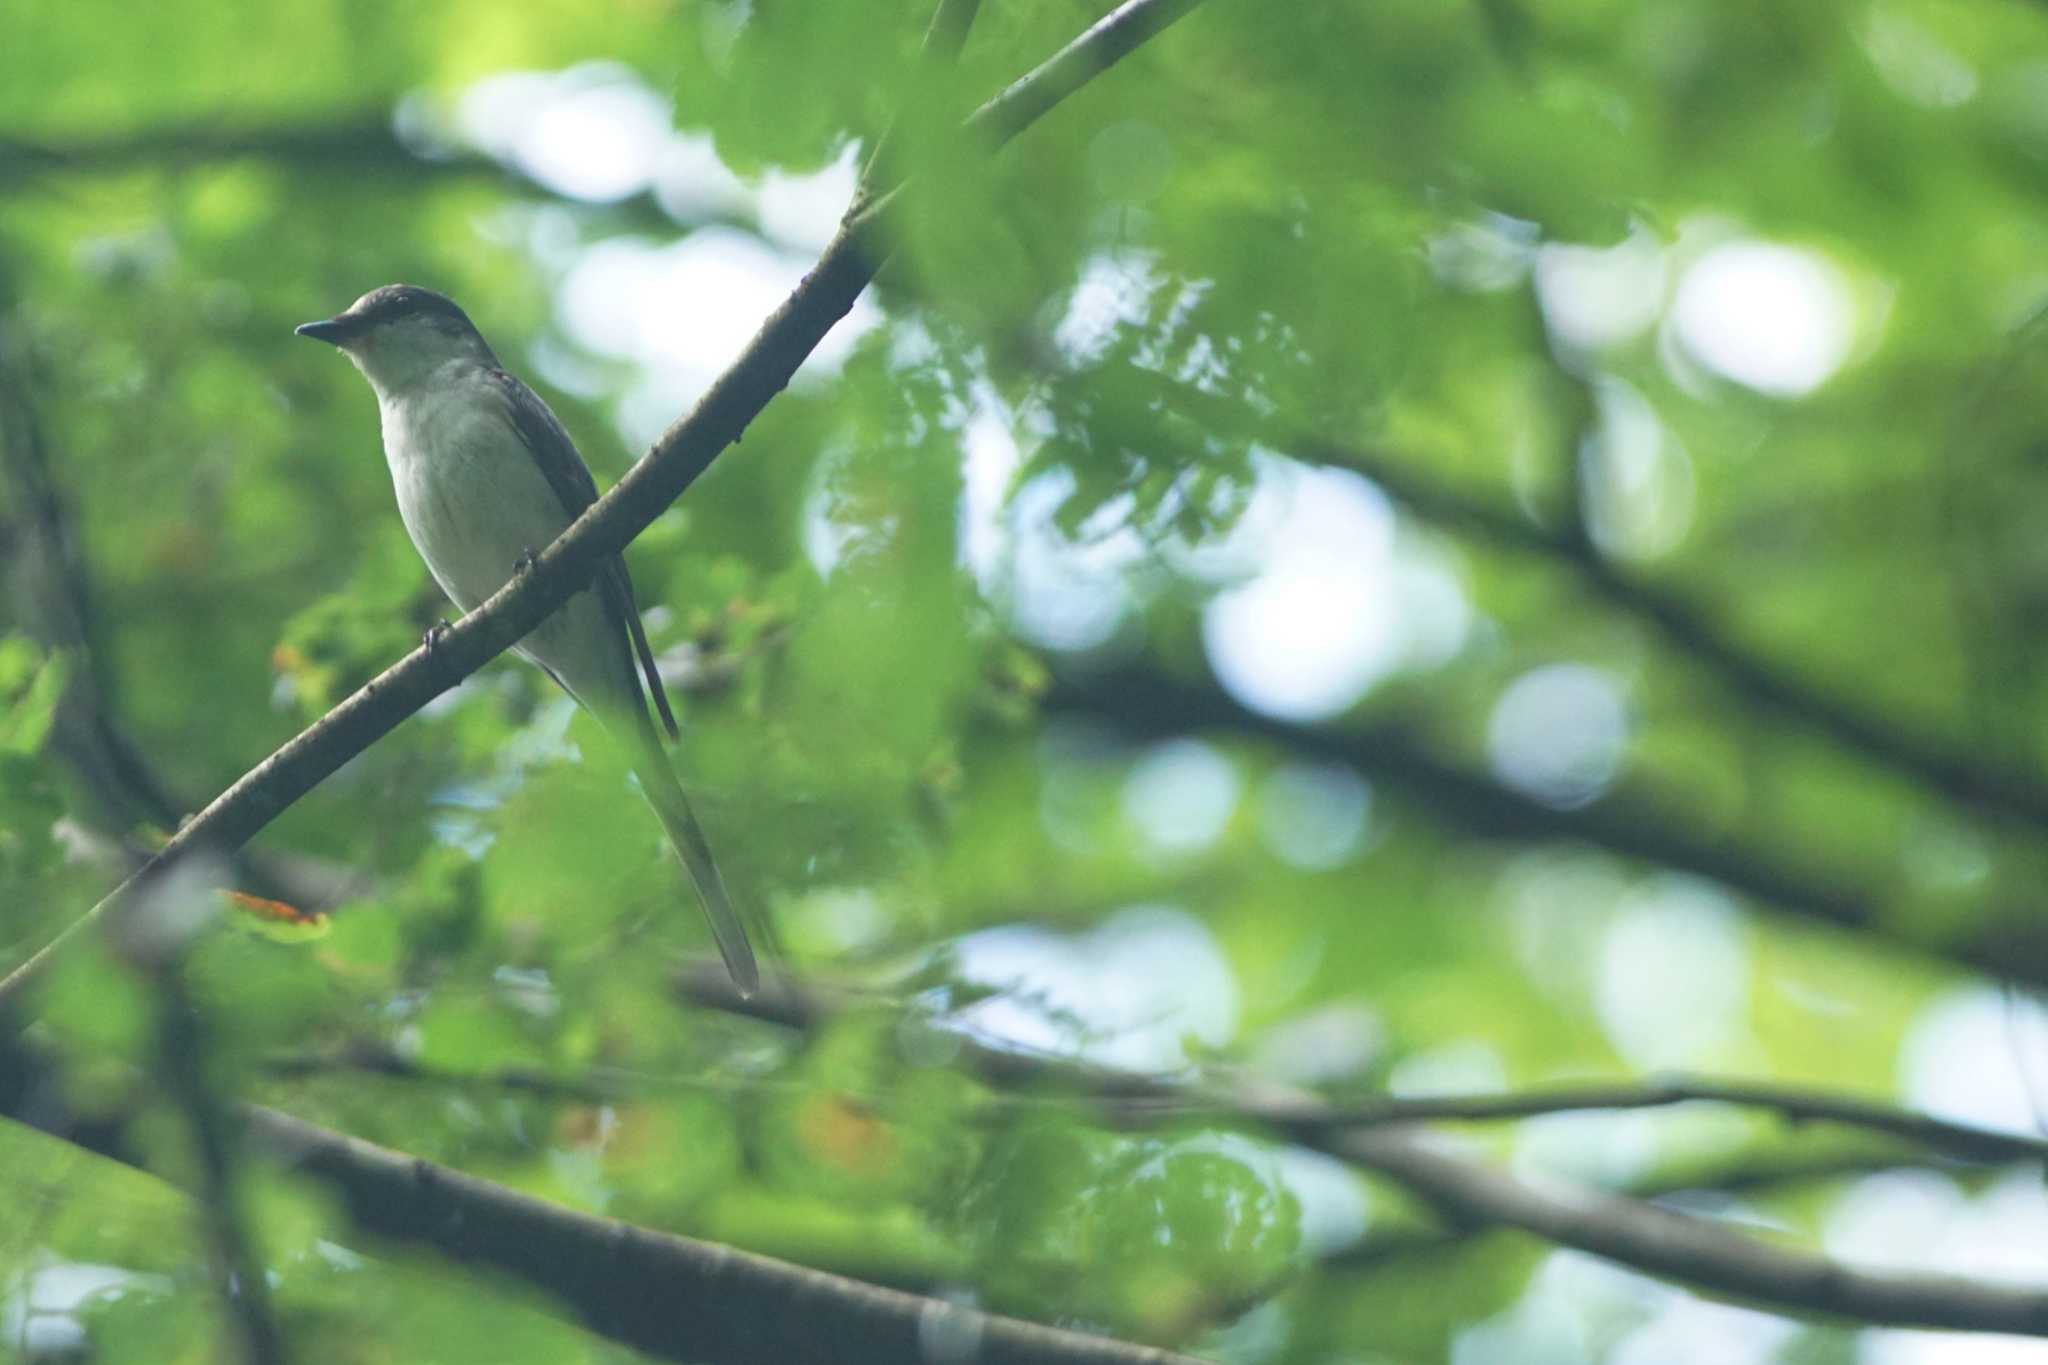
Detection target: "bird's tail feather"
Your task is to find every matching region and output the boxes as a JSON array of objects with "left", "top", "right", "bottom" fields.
[{"left": 634, "top": 755, "right": 760, "bottom": 997}]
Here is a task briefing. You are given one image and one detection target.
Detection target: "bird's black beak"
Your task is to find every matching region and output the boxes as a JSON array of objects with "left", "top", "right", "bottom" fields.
[{"left": 294, "top": 317, "right": 351, "bottom": 345}]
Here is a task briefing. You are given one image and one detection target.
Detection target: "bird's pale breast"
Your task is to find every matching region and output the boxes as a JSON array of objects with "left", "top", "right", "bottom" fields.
[{"left": 378, "top": 365, "right": 636, "bottom": 714}]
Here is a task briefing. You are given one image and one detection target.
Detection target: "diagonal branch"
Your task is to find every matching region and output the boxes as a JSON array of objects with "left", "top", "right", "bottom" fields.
[
  {"left": 1124, "top": 368, "right": 2048, "bottom": 834},
  {"left": 854, "top": 0, "right": 985, "bottom": 206},
  {"left": 1303, "top": 440, "right": 2048, "bottom": 833},
  {"left": 968, "top": 0, "right": 1208, "bottom": 148},
  {"left": 242, "top": 1031, "right": 2032, "bottom": 1301},
  {"left": 0, "top": 0, "right": 1218, "bottom": 1022},
  {"left": 1043, "top": 665, "right": 2048, "bottom": 986}
]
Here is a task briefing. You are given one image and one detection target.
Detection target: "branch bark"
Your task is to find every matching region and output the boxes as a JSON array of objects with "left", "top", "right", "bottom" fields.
[
  {"left": 677, "top": 964, "right": 2048, "bottom": 1337},
  {"left": 1325, "top": 1151, "right": 1960, "bottom": 1275},
  {"left": 245, "top": 1106, "right": 1203, "bottom": 1365},
  {"left": 1338, "top": 1126, "right": 2048, "bottom": 1335},
  {"left": 0, "top": 0, "right": 1216, "bottom": 1022},
  {"left": 854, "top": 0, "right": 985, "bottom": 205},
  {"left": 0, "top": 1027, "right": 1202, "bottom": 1365}
]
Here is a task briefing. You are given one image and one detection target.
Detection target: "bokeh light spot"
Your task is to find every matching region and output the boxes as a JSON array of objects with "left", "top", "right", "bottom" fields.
[
  {"left": 1671, "top": 241, "right": 1856, "bottom": 397},
  {"left": 1486, "top": 664, "right": 1630, "bottom": 808}
]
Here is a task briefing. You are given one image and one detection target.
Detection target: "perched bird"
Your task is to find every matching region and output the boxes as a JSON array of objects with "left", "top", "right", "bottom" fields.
[{"left": 296, "top": 284, "right": 758, "bottom": 994}]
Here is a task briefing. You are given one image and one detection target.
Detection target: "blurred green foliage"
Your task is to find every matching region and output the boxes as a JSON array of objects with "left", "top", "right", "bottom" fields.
[{"left": 7, "top": 0, "right": 2048, "bottom": 1360}]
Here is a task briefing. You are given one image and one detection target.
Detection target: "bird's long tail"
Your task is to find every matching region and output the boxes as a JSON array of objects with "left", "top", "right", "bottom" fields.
[{"left": 633, "top": 752, "right": 760, "bottom": 997}]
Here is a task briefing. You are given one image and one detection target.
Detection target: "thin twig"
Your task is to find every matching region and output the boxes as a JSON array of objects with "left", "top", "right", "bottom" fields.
[
  {"left": 678, "top": 962, "right": 2048, "bottom": 1337},
  {"left": 676, "top": 965, "right": 2048, "bottom": 1166},
  {"left": 0, "top": 313, "right": 184, "bottom": 835},
  {"left": 1337, "top": 1126, "right": 2048, "bottom": 1334},
  {"left": 852, "top": 0, "right": 985, "bottom": 207},
  {"left": 1151, "top": 1075, "right": 2048, "bottom": 1167},
  {"left": 1325, "top": 1151, "right": 1964, "bottom": 1274},
  {"left": 967, "top": 0, "right": 1209, "bottom": 149},
  {"left": 116, "top": 866, "right": 289, "bottom": 1364},
  {"left": 0, "top": 119, "right": 758, "bottom": 246}
]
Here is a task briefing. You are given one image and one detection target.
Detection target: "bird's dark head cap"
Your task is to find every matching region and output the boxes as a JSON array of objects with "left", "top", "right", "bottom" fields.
[{"left": 296, "top": 284, "right": 478, "bottom": 346}]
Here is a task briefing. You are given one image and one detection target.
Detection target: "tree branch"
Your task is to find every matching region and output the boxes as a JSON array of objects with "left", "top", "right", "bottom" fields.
[
  {"left": 1041, "top": 664, "right": 2048, "bottom": 985},
  {"left": 677, "top": 965, "right": 2048, "bottom": 1166},
  {"left": 0, "top": 0, "right": 1218, "bottom": 1022},
  {"left": 243, "top": 1105, "right": 1202, "bottom": 1365},
  {"left": 854, "top": 0, "right": 985, "bottom": 206},
  {"left": 1325, "top": 1151, "right": 1965, "bottom": 1275},
  {"left": 1301, "top": 439, "right": 2048, "bottom": 833},
  {"left": 0, "top": 1026, "right": 1201, "bottom": 1365},
  {"left": 1247, "top": 1074, "right": 2048, "bottom": 1166},
  {"left": 1337, "top": 1126, "right": 2048, "bottom": 1335},
  {"left": 1120, "top": 367, "right": 2048, "bottom": 835},
  {"left": 967, "top": 0, "right": 1209, "bottom": 149},
  {"left": 0, "top": 117, "right": 416, "bottom": 176},
  {"left": 678, "top": 964, "right": 2048, "bottom": 1337}
]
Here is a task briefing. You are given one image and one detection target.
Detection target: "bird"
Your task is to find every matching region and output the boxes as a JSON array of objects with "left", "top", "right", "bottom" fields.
[{"left": 296, "top": 284, "right": 759, "bottom": 994}]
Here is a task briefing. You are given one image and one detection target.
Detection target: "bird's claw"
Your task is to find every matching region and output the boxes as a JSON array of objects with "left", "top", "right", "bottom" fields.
[
  {"left": 422, "top": 620, "right": 452, "bottom": 654},
  {"left": 514, "top": 546, "right": 539, "bottom": 576}
]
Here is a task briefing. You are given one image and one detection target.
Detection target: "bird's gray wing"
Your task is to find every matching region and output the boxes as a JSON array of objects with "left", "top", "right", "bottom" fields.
[{"left": 486, "top": 367, "right": 681, "bottom": 742}]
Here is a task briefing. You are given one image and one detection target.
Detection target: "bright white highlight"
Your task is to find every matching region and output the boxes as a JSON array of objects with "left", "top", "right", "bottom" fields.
[
  {"left": 951, "top": 905, "right": 1239, "bottom": 1072},
  {"left": 557, "top": 230, "right": 880, "bottom": 446},
  {"left": 1203, "top": 464, "right": 1417, "bottom": 722},
  {"left": 1123, "top": 739, "right": 1240, "bottom": 854},
  {"left": 458, "top": 66, "right": 673, "bottom": 203},
  {"left": 1900, "top": 987, "right": 2048, "bottom": 1138},
  {"left": 1834, "top": 1169, "right": 2048, "bottom": 1365},
  {"left": 1671, "top": 241, "right": 1856, "bottom": 397},
  {"left": 1595, "top": 879, "right": 1749, "bottom": 1071},
  {"left": 1582, "top": 379, "right": 1696, "bottom": 561},
  {"left": 757, "top": 144, "right": 862, "bottom": 252},
  {"left": 1486, "top": 664, "right": 1629, "bottom": 807},
  {"left": 1535, "top": 226, "right": 1667, "bottom": 353},
  {"left": 1257, "top": 762, "right": 1371, "bottom": 869}
]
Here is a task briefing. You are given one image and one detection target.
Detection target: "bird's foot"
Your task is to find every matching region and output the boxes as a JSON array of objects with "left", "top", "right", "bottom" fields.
[
  {"left": 514, "top": 546, "right": 539, "bottom": 576},
  {"left": 422, "top": 619, "right": 452, "bottom": 654}
]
